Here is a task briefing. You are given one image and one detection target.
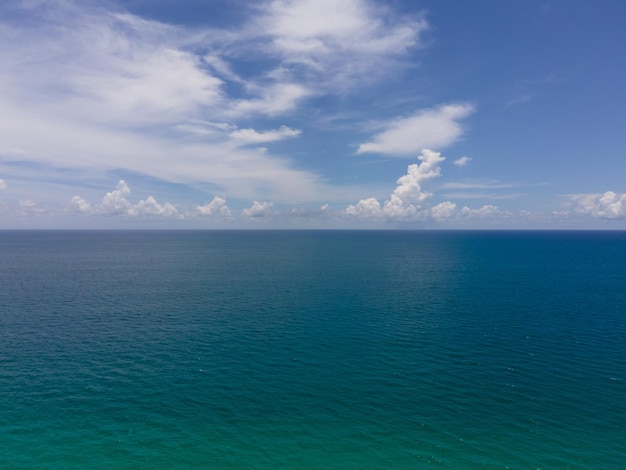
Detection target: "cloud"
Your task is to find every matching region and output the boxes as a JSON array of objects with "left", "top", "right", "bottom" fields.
[
  {"left": 100, "top": 180, "right": 132, "bottom": 215},
  {"left": 0, "top": 0, "right": 439, "bottom": 217},
  {"left": 460, "top": 205, "right": 505, "bottom": 218},
  {"left": 426, "top": 203, "right": 510, "bottom": 222},
  {"left": 453, "top": 156, "right": 472, "bottom": 166},
  {"left": 70, "top": 196, "right": 91, "bottom": 213},
  {"left": 431, "top": 201, "right": 457, "bottom": 220},
  {"left": 441, "top": 192, "right": 522, "bottom": 201},
  {"left": 70, "top": 180, "right": 178, "bottom": 217},
  {"left": 229, "top": 125, "right": 301, "bottom": 144},
  {"left": 229, "top": 83, "right": 311, "bottom": 117},
  {"left": 439, "top": 180, "right": 527, "bottom": 200},
  {"left": 345, "top": 197, "right": 384, "bottom": 219},
  {"left": 0, "top": 4, "right": 225, "bottom": 127},
  {"left": 346, "top": 148, "right": 444, "bottom": 220},
  {"left": 258, "top": 0, "right": 427, "bottom": 88},
  {"left": 19, "top": 199, "right": 44, "bottom": 214},
  {"left": 129, "top": 196, "right": 177, "bottom": 217},
  {"left": 285, "top": 203, "right": 331, "bottom": 220},
  {"left": 242, "top": 201, "right": 274, "bottom": 218},
  {"left": 0, "top": 1, "right": 336, "bottom": 205},
  {"left": 196, "top": 196, "right": 232, "bottom": 218},
  {"left": 440, "top": 182, "right": 512, "bottom": 190},
  {"left": 571, "top": 191, "right": 626, "bottom": 219},
  {"left": 356, "top": 104, "right": 475, "bottom": 156},
  {"left": 0, "top": 179, "right": 6, "bottom": 190},
  {"left": 345, "top": 150, "right": 517, "bottom": 223},
  {"left": 505, "top": 75, "right": 566, "bottom": 108}
]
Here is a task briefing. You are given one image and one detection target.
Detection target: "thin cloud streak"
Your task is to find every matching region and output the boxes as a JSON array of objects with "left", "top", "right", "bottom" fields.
[{"left": 356, "top": 104, "right": 475, "bottom": 156}]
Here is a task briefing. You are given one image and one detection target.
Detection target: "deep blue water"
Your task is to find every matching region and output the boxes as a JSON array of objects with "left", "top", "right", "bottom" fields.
[{"left": 1, "top": 230, "right": 625, "bottom": 468}]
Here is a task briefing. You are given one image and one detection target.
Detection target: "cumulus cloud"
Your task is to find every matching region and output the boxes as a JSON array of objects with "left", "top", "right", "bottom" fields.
[
  {"left": 345, "top": 197, "right": 384, "bottom": 219},
  {"left": 100, "top": 180, "right": 132, "bottom": 215},
  {"left": 70, "top": 180, "right": 178, "bottom": 217},
  {"left": 571, "top": 191, "right": 626, "bottom": 219},
  {"left": 70, "top": 196, "right": 92, "bottom": 213},
  {"left": 345, "top": 150, "right": 516, "bottom": 223},
  {"left": 356, "top": 104, "right": 475, "bottom": 156},
  {"left": 346, "top": 149, "right": 445, "bottom": 220},
  {"left": 431, "top": 201, "right": 457, "bottom": 220},
  {"left": 460, "top": 205, "right": 505, "bottom": 218},
  {"left": 0, "top": 179, "right": 6, "bottom": 190},
  {"left": 196, "top": 196, "right": 232, "bottom": 218},
  {"left": 229, "top": 125, "right": 301, "bottom": 144},
  {"left": 129, "top": 196, "right": 177, "bottom": 217},
  {"left": 242, "top": 201, "right": 274, "bottom": 218},
  {"left": 453, "top": 156, "right": 472, "bottom": 166}
]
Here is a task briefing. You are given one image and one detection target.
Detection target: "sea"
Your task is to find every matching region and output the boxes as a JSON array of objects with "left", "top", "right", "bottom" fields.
[{"left": 1, "top": 230, "right": 625, "bottom": 469}]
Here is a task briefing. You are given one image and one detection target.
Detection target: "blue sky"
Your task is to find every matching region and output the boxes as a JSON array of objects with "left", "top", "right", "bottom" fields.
[{"left": 1, "top": 0, "right": 625, "bottom": 229}]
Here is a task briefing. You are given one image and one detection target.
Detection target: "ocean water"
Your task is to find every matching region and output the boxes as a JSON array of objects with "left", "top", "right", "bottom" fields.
[{"left": 1, "top": 230, "right": 625, "bottom": 469}]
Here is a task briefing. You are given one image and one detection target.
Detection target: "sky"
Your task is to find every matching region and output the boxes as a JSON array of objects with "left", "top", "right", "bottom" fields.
[{"left": 1, "top": 0, "right": 625, "bottom": 229}]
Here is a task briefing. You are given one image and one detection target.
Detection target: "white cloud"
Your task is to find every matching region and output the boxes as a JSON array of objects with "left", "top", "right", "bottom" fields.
[
  {"left": 129, "top": 196, "right": 178, "bottom": 217},
  {"left": 0, "top": 179, "right": 6, "bottom": 190},
  {"left": 356, "top": 104, "right": 475, "bottom": 156},
  {"left": 229, "top": 125, "right": 301, "bottom": 144},
  {"left": 70, "top": 180, "right": 178, "bottom": 218},
  {"left": 453, "top": 156, "right": 472, "bottom": 166},
  {"left": 391, "top": 148, "right": 445, "bottom": 201},
  {"left": 242, "top": 201, "right": 274, "bottom": 218},
  {"left": 571, "top": 191, "right": 626, "bottom": 219},
  {"left": 440, "top": 182, "right": 512, "bottom": 190},
  {"left": 196, "top": 196, "right": 232, "bottom": 218},
  {"left": 346, "top": 149, "right": 444, "bottom": 220},
  {"left": 431, "top": 201, "right": 457, "bottom": 220},
  {"left": 345, "top": 150, "right": 518, "bottom": 223},
  {"left": 259, "top": 0, "right": 427, "bottom": 88},
  {"left": 229, "top": 83, "right": 311, "bottom": 117},
  {"left": 0, "top": 0, "right": 442, "bottom": 219},
  {"left": 460, "top": 205, "right": 504, "bottom": 218},
  {"left": 0, "top": 2, "right": 339, "bottom": 206},
  {"left": 439, "top": 180, "right": 524, "bottom": 200},
  {"left": 100, "top": 180, "right": 132, "bottom": 215},
  {"left": 345, "top": 197, "right": 383, "bottom": 219},
  {"left": 283, "top": 203, "right": 332, "bottom": 221},
  {"left": 19, "top": 199, "right": 44, "bottom": 214},
  {"left": 70, "top": 196, "right": 92, "bottom": 213},
  {"left": 0, "top": 5, "right": 225, "bottom": 127}
]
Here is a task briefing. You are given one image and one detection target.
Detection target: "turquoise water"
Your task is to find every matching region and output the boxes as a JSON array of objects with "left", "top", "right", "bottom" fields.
[{"left": 1, "top": 230, "right": 625, "bottom": 468}]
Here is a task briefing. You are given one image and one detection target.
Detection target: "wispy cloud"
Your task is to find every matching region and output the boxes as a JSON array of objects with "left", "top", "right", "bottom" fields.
[
  {"left": 0, "top": 0, "right": 428, "bottom": 210},
  {"left": 439, "top": 182, "right": 513, "bottom": 190},
  {"left": 256, "top": 0, "right": 428, "bottom": 89},
  {"left": 505, "top": 75, "right": 567, "bottom": 108},
  {"left": 356, "top": 104, "right": 475, "bottom": 156},
  {"left": 229, "top": 126, "right": 301, "bottom": 144},
  {"left": 453, "top": 156, "right": 472, "bottom": 166}
]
